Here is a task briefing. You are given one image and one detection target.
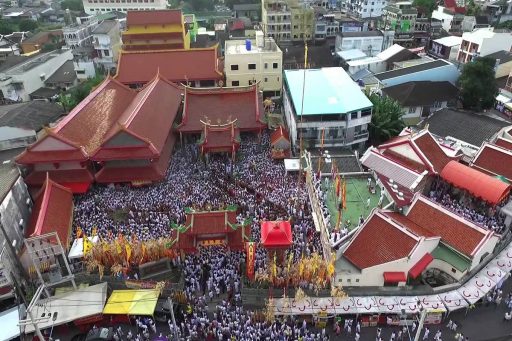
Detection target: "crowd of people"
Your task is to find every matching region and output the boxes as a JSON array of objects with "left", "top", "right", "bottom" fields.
[{"left": 429, "top": 180, "right": 508, "bottom": 234}]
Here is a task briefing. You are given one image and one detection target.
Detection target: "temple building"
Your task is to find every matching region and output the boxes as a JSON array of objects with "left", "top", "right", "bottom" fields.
[
  {"left": 16, "top": 74, "right": 183, "bottom": 191},
  {"left": 122, "top": 10, "right": 191, "bottom": 51},
  {"left": 115, "top": 47, "right": 223, "bottom": 87}
]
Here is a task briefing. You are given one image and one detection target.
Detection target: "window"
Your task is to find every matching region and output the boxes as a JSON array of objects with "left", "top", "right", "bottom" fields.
[
  {"left": 264, "top": 62, "right": 268, "bottom": 69},
  {"left": 103, "top": 49, "right": 110, "bottom": 56},
  {"left": 273, "top": 62, "right": 278, "bottom": 69},
  {"left": 361, "top": 109, "right": 371, "bottom": 117},
  {"left": 231, "top": 81, "right": 239, "bottom": 86},
  {"left": 408, "top": 106, "right": 416, "bottom": 114},
  {"left": 231, "top": 64, "right": 239, "bottom": 71},
  {"left": 248, "top": 63, "right": 256, "bottom": 70},
  {"left": 350, "top": 112, "right": 358, "bottom": 119},
  {"left": 264, "top": 77, "right": 268, "bottom": 82},
  {"left": 339, "top": 278, "right": 343, "bottom": 283},
  {"left": 356, "top": 279, "right": 359, "bottom": 283},
  {"left": 248, "top": 80, "right": 253, "bottom": 85},
  {"left": 347, "top": 278, "right": 351, "bottom": 283},
  {"left": 451, "top": 268, "right": 457, "bottom": 273}
]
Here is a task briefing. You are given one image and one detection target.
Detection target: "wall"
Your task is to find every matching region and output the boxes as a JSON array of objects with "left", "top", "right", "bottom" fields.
[
  {"left": 431, "top": 8, "right": 453, "bottom": 32},
  {"left": 496, "top": 60, "right": 512, "bottom": 79},
  {"left": 83, "top": 0, "right": 167, "bottom": 15},
  {"left": 0, "top": 177, "right": 31, "bottom": 254},
  {"left": 337, "top": 35, "right": 384, "bottom": 56},
  {"left": 470, "top": 234, "right": 500, "bottom": 270},
  {"left": 480, "top": 34, "right": 512, "bottom": 57},
  {"left": 74, "top": 60, "right": 96, "bottom": 79},
  {"left": 429, "top": 258, "right": 465, "bottom": 281},
  {"left": 401, "top": 105, "right": 423, "bottom": 120},
  {"left": 34, "top": 161, "right": 84, "bottom": 171},
  {"left": 283, "top": 88, "right": 298, "bottom": 146}
]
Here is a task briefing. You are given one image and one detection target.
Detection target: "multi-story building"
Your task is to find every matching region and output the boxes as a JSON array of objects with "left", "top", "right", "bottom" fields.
[
  {"left": 225, "top": 31, "right": 283, "bottom": 97},
  {"left": 63, "top": 15, "right": 99, "bottom": 49},
  {"left": 335, "top": 30, "right": 394, "bottom": 56},
  {"left": 0, "top": 49, "right": 73, "bottom": 102},
  {"left": 92, "top": 20, "right": 121, "bottom": 69},
  {"left": 381, "top": 2, "right": 417, "bottom": 47},
  {"left": 428, "top": 35, "right": 462, "bottom": 61},
  {"left": 83, "top": 0, "right": 167, "bottom": 15},
  {"left": 314, "top": 13, "right": 340, "bottom": 41},
  {"left": 456, "top": 27, "right": 512, "bottom": 64},
  {"left": 290, "top": 3, "right": 315, "bottom": 41},
  {"left": 122, "top": 10, "right": 190, "bottom": 51},
  {"left": 283, "top": 67, "right": 373, "bottom": 149},
  {"left": 431, "top": 6, "right": 464, "bottom": 34},
  {"left": 262, "top": 0, "right": 292, "bottom": 42},
  {"left": 351, "top": 0, "right": 388, "bottom": 18}
]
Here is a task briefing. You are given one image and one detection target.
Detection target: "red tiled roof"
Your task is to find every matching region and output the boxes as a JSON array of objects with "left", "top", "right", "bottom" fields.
[
  {"left": 271, "top": 126, "right": 290, "bottom": 146},
  {"left": 126, "top": 10, "right": 182, "bottom": 26},
  {"left": 230, "top": 20, "right": 245, "bottom": 31},
  {"left": 92, "top": 75, "right": 183, "bottom": 160},
  {"left": 472, "top": 143, "right": 512, "bottom": 181},
  {"left": 441, "top": 160, "right": 510, "bottom": 205},
  {"left": 16, "top": 131, "right": 88, "bottom": 164},
  {"left": 25, "top": 168, "right": 94, "bottom": 187},
  {"left": 184, "top": 210, "right": 237, "bottom": 235},
  {"left": 343, "top": 212, "right": 419, "bottom": 269},
  {"left": 413, "top": 133, "right": 454, "bottom": 173},
  {"left": 54, "top": 78, "right": 136, "bottom": 155},
  {"left": 260, "top": 221, "right": 293, "bottom": 248},
  {"left": 444, "top": 0, "right": 466, "bottom": 13},
  {"left": 178, "top": 85, "right": 265, "bottom": 133},
  {"left": 115, "top": 48, "right": 223, "bottom": 84},
  {"left": 495, "top": 137, "right": 512, "bottom": 151},
  {"left": 405, "top": 196, "right": 489, "bottom": 256},
  {"left": 384, "top": 211, "right": 436, "bottom": 237},
  {"left": 26, "top": 175, "right": 74, "bottom": 248},
  {"left": 201, "top": 126, "right": 240, "bottom": 153}
]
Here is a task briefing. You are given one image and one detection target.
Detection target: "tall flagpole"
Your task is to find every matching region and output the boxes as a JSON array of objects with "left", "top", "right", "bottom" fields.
[{"left": 298, "top": 42, "right": 308, "bottom": 186}]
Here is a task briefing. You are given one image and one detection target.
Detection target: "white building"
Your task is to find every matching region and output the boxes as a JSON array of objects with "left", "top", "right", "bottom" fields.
[
  {"left": 92, "top": 20, "right": 121, "bottom": 70},
  {"left": 335, "top": 30, "right": 394, "bottom": 56},
  {"left": 428, "top": 35, "right": 462, "bottom": 61},
  {"left": 456, "top": 27, "right": 512, "bottom": 64},
  {"left": 63, "top": 15, "right": 99, "bottom": 49},
  {"left": 262, "top": 0, "right": 292, "bottom": 42},
  {"left": 0, "top": 50, "right": 73, "bottom": 102},
  {"left": 352, "top": 0, "right": 388, "bottom": 18},
  {"left": 225, "top": 32, "right": 283, "bottom": 98},
  {"left": 337, "top": 195, "right": 499, "bottom": 287},
  {"left": 83, "top": 0, "right": 167, "bottom": 15},
  {"left": 283, "top": 67, "right": 373, "bottom": 149},
  {"left": 431, "top": 6, "right": 464, "bottom": 34}
]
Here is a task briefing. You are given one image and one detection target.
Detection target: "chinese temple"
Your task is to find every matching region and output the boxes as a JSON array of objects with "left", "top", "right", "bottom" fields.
[{"left": 270, "top": 126, "right": 291, "bottom": 159}]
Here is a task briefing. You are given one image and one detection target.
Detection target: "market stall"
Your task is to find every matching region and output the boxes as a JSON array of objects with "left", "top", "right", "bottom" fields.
[
  {"left": 483, "top": 264, "right": 509, "bottom": 287},
  {"left": 457, "top": 282, "right": 484, "bottom": 305},
  {"left": 439, "top": 291, "right": 468, "bottom": 313},
  {"left": 375, "top": 296, "right": 401, "bottom": 315},
  {"left": 68, "top": 236, "right": 100, "bottom": 260},
  {"left": 469, "top": 274, "right": 497, "bottom": 295},
  {"left": 491, "top": 257, "right": 512, "bottom": 272},
  {"left": 103, "top": 289, "right": 160, "bottom": 317},
  {"left": 398, "top": 296, "right": 420, "bottom": 315}
]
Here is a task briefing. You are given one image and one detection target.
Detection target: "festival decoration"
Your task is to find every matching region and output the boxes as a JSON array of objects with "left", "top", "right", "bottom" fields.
[{"left": 245, "top": 241, "right": 256, "bottom": 281}]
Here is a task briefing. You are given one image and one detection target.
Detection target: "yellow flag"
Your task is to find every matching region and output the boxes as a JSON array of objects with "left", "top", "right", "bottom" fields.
[
  {"left": 125, "top": 244, "right": 132, "bottom": 263},
  {"left": 304, "top": 42, "right": 308, "bottom": 69},
  {"left": 83, "top": 234, "right": 93, "bottom": 255},
  {"left": 115, "top": 240, "right": 122, "bottom": 255},
  {"left": 272, "top": 252, "right": 277, "bottom": 278}
]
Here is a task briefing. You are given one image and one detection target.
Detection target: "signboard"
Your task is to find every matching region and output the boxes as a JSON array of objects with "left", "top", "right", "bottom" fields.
[{"left": 246, "top": 242, "right": 256, "bottom": 280}]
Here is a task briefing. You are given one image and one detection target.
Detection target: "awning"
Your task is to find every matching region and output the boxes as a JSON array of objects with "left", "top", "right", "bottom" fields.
[
  {"left": 68, "top": 236, "right": 100, "bottom": 259},
  {"left": 384, "top": 271, "right": 407, "bottom": 283},
  {"left": 408, "top": 253, "right": 433, "bottom": 279},
  {"left": 103, "top": 289, "right": 159, "bottom": 316},
  {"left": 61, "top": 182, "right": 90, "bottom": 194},
  {"left": 440, "top": 161, "right": 511, "bottom": 205},
  {"left": 496, "top": 94, "right": 511, "bottom": 103},
  {"left": 0, "top": 306, "right": 22, "bottom": 341}
]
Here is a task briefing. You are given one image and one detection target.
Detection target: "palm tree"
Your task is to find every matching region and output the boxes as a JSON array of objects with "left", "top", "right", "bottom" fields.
[{"left": 367, "top": 92, "right": 405, "bottom": 146}]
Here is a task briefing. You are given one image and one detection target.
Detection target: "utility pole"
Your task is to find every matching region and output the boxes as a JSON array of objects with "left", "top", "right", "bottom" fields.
[
  {"left": 11, "top": 272, "right": 45, "bottom": 341},
  {"left": 413, "top": 308, "right": 427, "bottom": 341},
  {"left": 167, "top": 296, "right": 178, "bottom": 341}
]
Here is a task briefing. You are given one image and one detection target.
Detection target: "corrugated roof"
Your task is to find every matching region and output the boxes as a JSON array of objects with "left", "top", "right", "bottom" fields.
[
  {"left": 374, "top": 60, "right": 449, "bottom": 81},
  {"left": 382, "top": 81, "right": 458, "bottom": 107}
]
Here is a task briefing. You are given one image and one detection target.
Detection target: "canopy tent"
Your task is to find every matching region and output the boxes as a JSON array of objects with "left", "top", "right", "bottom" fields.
[
  {"left": 496, "top": 94, "right": 511, "bottom": 104},
  {"left": 416, "top": 295, "right": 446, "bottom": 312},
  {"left": 103, "top": 289, "right": 160, "bottom": 316},
  {"left": 353, "top": 297, "right": 379, "bottom": 314},
  {"left": 482, "top": 264, "right": 509, "bottom": 284},
  {"left": 439, "top": 291, "right": 468, "bottom": 312},
  {"left": 383, "top": 272, "right": 407, "bottom": 284},
  {"left": 440, "top": 161, "right": 511, "bottom": 205},
  {"left": 68, "top": 236, "right": 100, "bottom": 259},
  {"left": 0, "top": 305, "right": 22, "bottom": 341},
  {"left": 408, "top": 253, "right": 433, "bottom": 279},
  {"left": 260, "top": 221, "right": 293, "bottom": 249},
  {"left": 375, "top": 296, "right": 401, "bottom": 314},
  {"left": 490, "top": 257, "right": 512, "bottom": 272},
  {"left": 457, "top": 282, "right": 484, "bottom": 305},
  {"left": 25, "top": 282, "right": 108, "bottom": 334},
  {"left": 398, "top": 296, "right": 420, "bottom": 314},
  {"left": 284, "top": 159, "right": 301, "bottom": 172}
]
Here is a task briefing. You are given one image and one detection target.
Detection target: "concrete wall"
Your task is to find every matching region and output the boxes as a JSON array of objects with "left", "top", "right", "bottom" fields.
[
  {"left": 336, "top": 35, "right": 385, "bottom": 56},
  {"left": 83, "top": 0, "right": 167, "bottom": 15},
  {"left": 0, "top": 177, "right": 31, "bottom": 254},
  {"left": 480, "top": 34, "right": 512, "bottom": 57}
]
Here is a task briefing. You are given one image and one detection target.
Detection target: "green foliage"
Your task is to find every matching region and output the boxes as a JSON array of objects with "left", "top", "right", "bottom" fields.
[
  {"left": 458, "top": 57, "right": 497, "bottom": 110},
  {"left": 59, "top": 75, "right": 105, "bottom": 111},
  {"left": 18, "top": 19, "right": 38, "bottom": 32},
  {"left": 61, "top": 0, "right": 84, "bottom": 11},
  {"left": 188, "top": 0, "right": 214, "bottom": 11},
  {"left": 0, "top": 19, "right": 17, "bottom": 35},
  {"left": 367, "top": 92, "right": 406, "bottom": 145},
  {"left": 412, "top": 0, "right": 436, "bottom": 16},
  {"left": 466, "top": 0, "right": 482, "bottom": 16},
  {"left": 497, "top": 20, "right": 512, "bottom": 29}
]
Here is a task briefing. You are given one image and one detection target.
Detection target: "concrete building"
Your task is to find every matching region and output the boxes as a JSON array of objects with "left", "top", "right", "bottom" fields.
[
  {"left": 432, "top": 6, "right": 464, "bottom": 34},
  {"left": 314, "top": 13, "right": 340, "bottom": 41},
  {"left": 20, "top": 30, "right": 63, "bottom": 54},
  {"left": 335, "top": 30, "right": 394, "bottom": 56},
  {"left": 83, "top": 0, "right": 167, "bottom": 15},
  {"left": 92, "top": 20, "right": 120, "bottom": 69},
  {"left": 428, "top": 35, "right": 462, "bottom": 61},
  {"left": 225, "top": 32, "right": 283, "bottom": 97},
  {"left": 262, "top": 0, "right": 292, "bottom": 42},
  {"left": 233, "top": 3, "right": 261, "bottom": 21},
  {"left": 283, "top": 67, "right": 373, "bottom": 149},
  {"left": 122, "top": 10, "right": 190, "bottom": 51},
  {"left": 63, "top": 15, "right": 99, "bottom": 49},
  {"left": 0, "top": 49, "right": 73, "bottom": 102},
  {"left": 374, "top": 59, "right": 459, "bottom": 87},
  {"left": 381, "top": 2, "right": 417, "bottom": 47},
  {"left": 290, "top": 3, "right": 315, "bottom": 41},
  {"left": 351, "top": 0, "right": 388, "bottom": 18},
  {"left": 456, "top": 28, "right": 512, "bottom": 64}
]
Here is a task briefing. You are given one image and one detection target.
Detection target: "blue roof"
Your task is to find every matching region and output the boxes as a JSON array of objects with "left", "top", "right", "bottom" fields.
[{"left": 284, "top": 67, "right": 373, "bottom": 116}]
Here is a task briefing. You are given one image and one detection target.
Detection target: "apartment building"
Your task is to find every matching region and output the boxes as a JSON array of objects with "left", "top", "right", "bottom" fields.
[
  {"left": 83, "top": 0, "right": 167, "bottom": 15},
  {"left": 262, "top": 0, "right": 315, "bottom": 42},
  {"left": 225, "top": 32, "right": 283, "bottom": 97},
  {"left": 92, "top": 20, "right": 120, "bottom": 69},
  {"left": 381, "top": 2, "right": 417, "bottom": 47},
  {"left": 456, "top": 27, "right": 512, "bottom": 64},
  {"left": 62, "top": 15, "right": 99, "bottom": 49},
  {"left": 351, "top": 0, "right": 388, "bottom": 18}
]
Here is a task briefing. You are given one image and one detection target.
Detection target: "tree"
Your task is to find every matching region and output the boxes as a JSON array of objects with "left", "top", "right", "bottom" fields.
[
  {"left": 59, "top": 75, "right": 105, "bottom": 111},
  {"left": 0, "top": 20, "right": 17, "bottom": 35},
  {"left": 367, "top": 92, "right": 406, "bottom": 146},
  {"left": 497, "top": 20, "right": 512, "bottom": 29},
  {"left": 412, "top": 0, "right": 437, "bottom": 17},
  {"left": 18, "top": 19, "right": 38, "bottom": 32},
  {"left": 60, "top": 0, "right": 84, "bottom": 11},
  {"left": 466, "top": 0, "right": 482, "bottom": 16},
  {"left": 458, "top": 57, "right": 497, "bottom": 110}
]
